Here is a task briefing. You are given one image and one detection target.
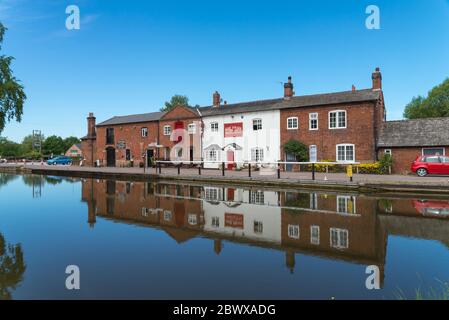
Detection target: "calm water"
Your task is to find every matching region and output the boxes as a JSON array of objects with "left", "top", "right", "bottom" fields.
[{"left": 1, "top": 173, "right": 449, "bottom": 299}]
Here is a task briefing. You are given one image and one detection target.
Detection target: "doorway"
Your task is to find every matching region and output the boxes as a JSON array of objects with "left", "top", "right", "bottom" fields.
[
  {"left": 106, "top": 147, "right": 116, "bottom": 167},
  {"left": 227, "top": 150, "right": 234, "bottom": 170},
  {"left": 285, "top": 152, "right": 296, "bottom": 172},
  {"left": 147, "top": 149, "right": 154, "bottom": 167}
]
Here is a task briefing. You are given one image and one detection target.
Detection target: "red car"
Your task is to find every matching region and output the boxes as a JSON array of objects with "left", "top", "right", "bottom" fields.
[{"left": 411, "top": 155, "right": 449, "bottom": 177}]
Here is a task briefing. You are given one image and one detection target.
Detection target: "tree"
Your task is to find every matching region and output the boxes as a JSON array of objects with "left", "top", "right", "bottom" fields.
[
  {"left": 283, "top": 140, "right": 309, "bottom": 161},
  {"left": 0, "top": 232, "right": 26, "bottom": 300},
  {"left": 63, "top": 136, "right": 80, "bottom": 153},
  {"left": 161, "top": 95, "right": 190, "bottom": 112},
  {"left": 0, "top": 137, "right": 20, "bottom": 157},
  {"left": 0, "top": 23, "right": 27, "bottom": 134},
  {"left": 404, "top": 78, "right": 449, "bottom": 119},
  {"left": 42, "top": 135, "right": 65, "bottom": 156}
]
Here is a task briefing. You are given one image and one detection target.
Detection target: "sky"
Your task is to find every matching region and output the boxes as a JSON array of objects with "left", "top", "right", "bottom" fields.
[{"left": 0, "top": 0, "right": 448, "bottom": 142}]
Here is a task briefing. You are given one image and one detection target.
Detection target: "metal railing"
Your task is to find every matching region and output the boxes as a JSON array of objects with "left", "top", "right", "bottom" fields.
[{"left": 153, "top": 160, "right": 360, "bottom": 181}]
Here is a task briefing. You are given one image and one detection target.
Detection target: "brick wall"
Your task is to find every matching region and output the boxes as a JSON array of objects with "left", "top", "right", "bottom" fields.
[{"left": 280, "top": 102, "right": 378, "bottom": 162}]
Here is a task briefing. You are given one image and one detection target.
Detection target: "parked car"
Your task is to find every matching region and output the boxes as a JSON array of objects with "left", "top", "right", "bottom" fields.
[
  {"left": 413, "top": 199, "right": 449, "bottom": 217},
  {"left": 47, "top": 156, "right": 73, "bottom": 165},
  {"left": 0, "top": 158, "right": 7, "bottom": 163},
  {"left": 411, "top": 155, "right": 449, "bottom": 177}
]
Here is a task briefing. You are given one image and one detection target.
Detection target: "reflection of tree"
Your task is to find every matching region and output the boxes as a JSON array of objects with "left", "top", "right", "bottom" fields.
[
  {"left": 0, "top": 173, "right": 18, "bottom": 189},
  {"left": 0, "top": 233, "right": 26, "bottom": 300}
]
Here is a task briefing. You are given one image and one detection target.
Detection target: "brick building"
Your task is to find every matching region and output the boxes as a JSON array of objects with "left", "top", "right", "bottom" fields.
[{"left": 80, "top": 67, "right": 446, "bottom": 173}]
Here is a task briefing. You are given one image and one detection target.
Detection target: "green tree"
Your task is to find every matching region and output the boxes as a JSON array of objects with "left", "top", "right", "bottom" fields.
[
  {"left": 0, "top": 137, "right": 20, "bottom": 157},
  {"left": 0, "top": 23, "right": 27, "bottom": 134},
  {"left": 283, "top": 140, "right": 309, "bottom": 161},
  {"left": 404, "top": 78, "right": 449, "bottom": 119},
  {"left": 42, "top": 135, "right": 65, "bottom": 156},
  {"left": 63, "top": 136, "right": 80, "bottom": 153},
  {"left": 19, "top": 134, "right": 44, "bottom": 158},
  {"left": 0, "top": 232, "right": 26, "bottom": 300},
  {"left": 160, "top": 95, "right": 190, "bottom": 112}
]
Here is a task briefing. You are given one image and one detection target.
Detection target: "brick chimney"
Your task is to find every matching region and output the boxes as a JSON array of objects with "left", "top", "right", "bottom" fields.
[
  {"left": 284, "top": 76, "right": 294, "bottom": 99},
  {"left": 352, "top": 84, "right": 356, "bottom": 92},
  {"left": 87, "top": 112, "right": 96, "bottom": 138},
  {"left": 372, "top": 67, "right": 382, "bottom": 90},
  {"left": 213, "top": 91, "right": 221, "bottom": 107}
]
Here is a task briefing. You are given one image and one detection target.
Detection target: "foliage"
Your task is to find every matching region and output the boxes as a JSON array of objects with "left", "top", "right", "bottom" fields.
[
  {"left": 403, "top": 78, "right": 449, "bottom": 119},
  {"left": 0, "top": 232, "right": 26, "bottom": 300},
  {"left": 62, "top": 136, "right": 80, "bottom": 153},
  {"left": 160, "top": 95, "right": 190, "bottom": 112},
  {"left": 42, "top": 135, "right": 65, "bottom": 156},
  {"left": 0, "top": 137, "right": 20, "bottom": 157},
  {"left": 379, "top": 153, "right": 393, "bottom": 174},
  {"left": 0, "top": 22, "right": 27, "bottom": 134},
  {"left": 283, "top": 140, "right": 308, "bottom": 162}
]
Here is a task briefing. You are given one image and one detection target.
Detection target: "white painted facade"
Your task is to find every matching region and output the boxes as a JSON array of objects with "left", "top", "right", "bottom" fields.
[
  {"left": 202, "top": 187, "right": 282, "bottom": 244},
  {"left": 201, "top": 109, "right": 281, "bottom": 169}
]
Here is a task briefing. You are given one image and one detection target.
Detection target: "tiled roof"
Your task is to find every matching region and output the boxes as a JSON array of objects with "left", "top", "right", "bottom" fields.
[
  {"left": 96, "top": 111, "right": 165, "bottom": 126},
  {"left": 377, "top": 117, "right": 449, "bottom": 147},
  {"left": 198, "top": 89, "right": 381, "bottom": 116}
]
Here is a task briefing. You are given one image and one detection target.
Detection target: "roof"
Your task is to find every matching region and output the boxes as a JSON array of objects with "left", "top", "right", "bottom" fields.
[
  {"left": 377, "top": 117, "right": 449, "bottom": 147},
  {"left": 198, "top": 88, "right": 381, "bottom": 116},
  {"left": 75, "top": 143, "right": 81, "bottom": 149},
  {"left": 94, "top": 89, "right": 381, "bottom": 126},
  {"left": 96, "top": 111, "right": 165, "bottom": 126}
]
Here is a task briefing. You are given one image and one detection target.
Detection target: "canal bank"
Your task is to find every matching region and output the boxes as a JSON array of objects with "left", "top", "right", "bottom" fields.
[{"left": 1, "top": 164, "right": 449, "bottom": 196}]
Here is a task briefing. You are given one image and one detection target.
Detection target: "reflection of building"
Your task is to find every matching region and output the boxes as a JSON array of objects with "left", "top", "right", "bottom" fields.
[{"left": 81, "top": 180, "right": 393, "bottom": 285}]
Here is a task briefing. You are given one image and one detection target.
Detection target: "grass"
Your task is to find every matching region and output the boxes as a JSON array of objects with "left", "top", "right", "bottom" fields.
[{"left": 395, "top": 279, "right": 449, "bottom": 300}]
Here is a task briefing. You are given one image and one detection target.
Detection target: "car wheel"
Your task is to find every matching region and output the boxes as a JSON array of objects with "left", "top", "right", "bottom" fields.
[{"left": 416, "top": 168, "right": 428, "bottom": 177}]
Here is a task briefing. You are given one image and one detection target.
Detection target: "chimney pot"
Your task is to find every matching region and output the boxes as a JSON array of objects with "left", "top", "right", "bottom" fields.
[
  {"left": 372, "top": 67, "right": 382, "bottom": 90},
  {"left": 352, "top": 85, "right": 356, "bottom": 92},
  {"left": 87, "top": 112, "right": 96, "bottom": 138},
  {"left": 213, "top": 91, "right": 221, "bottom": 107},
  {"left": 284, "top": 76, "right": 294, "bottom": 99}
]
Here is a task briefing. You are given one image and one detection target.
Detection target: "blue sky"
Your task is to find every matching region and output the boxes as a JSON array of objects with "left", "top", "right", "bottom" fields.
[{"left": 0, "top": 0, "right": 448, "bottom": 142}]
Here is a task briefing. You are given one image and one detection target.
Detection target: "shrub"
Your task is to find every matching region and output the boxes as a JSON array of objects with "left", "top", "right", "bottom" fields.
[{"left": 283, "top": 140, "right": 308, "bottom": 162}]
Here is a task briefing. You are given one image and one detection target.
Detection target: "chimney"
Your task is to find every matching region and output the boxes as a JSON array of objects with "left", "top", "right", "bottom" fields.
[
  {"left": 213, "top": 91, "right": 221, "bottom": 107},
  {"left": 352, "top": 84, "right": 356, "bottom": 92},
  {"left": 87, "top": 112, "right": 96, "bottom": 138},
  {"left": 372, "top": 67, "right": 382, "bottom": 90},
  {"left": 284, "top": 76, "right": 294, "bottom": 99}
]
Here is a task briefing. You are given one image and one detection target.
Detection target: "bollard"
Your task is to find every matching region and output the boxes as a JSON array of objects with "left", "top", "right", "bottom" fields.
[
  {"left": 277, "top": 166, "right": 281, "bottom": 179},
  {"left": 158, "top": 162, "right": 162, "bottom": 174},
  {"left": 312, "top": 163, "right": 316, "bottom": 181},
  {"left": 222, "top": 162, "right": 225, "bottom": 176},
  {"left": 177, "top": 164, "right": 181, "bottom": 175},
  {"left": 198, "top": 165, "right": 201, "bottom": 175},
  {"left": 248, "top": 164, "right": 251, "bottom": 178}
]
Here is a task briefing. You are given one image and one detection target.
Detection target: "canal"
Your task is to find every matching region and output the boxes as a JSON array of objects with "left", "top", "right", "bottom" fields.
[{"left": 1, "top": 173, "right": 449, "bottom": 299}]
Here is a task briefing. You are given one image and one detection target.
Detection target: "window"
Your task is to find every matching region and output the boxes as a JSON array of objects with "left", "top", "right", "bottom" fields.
[
  {"left": 309, "top": 145, "right": 317, "bottom": 162},
  {"left": 329, "top": 110, "right": 347, "bottom": 129},
  {"left": 441, "top": 156, "right": 449, "bottom": 163},
  {"left": 141, "top": 207, "right": 148, "bottom": 217},
  {"left": 205, "top": 187, "right": 221, "bottom": 201},
  {"left": 336, "top": 144, "right": 355, "bottom": 162},
  {"left": 330, "top": 228, "right": 348, "bottom": 249},
  {"left": 422, "top": 148, "right": 445, "bottom": 156},
  {"left": 310, "top": 193, "right": 318, "bottom": 210},
  {"left": 211, "top": 217, "right": 220, "bottom": 228},
  {"left": 287, "top": 117, "right": 298, "bottom": 130},
  {"left": 288, "top": 224, "right": 300, "bottom": 239},
  {"left": 424, "top": 156, "right": 440, "bottom": 163},
  {"left": 106, "top": 128, "right": 114, "bottom": 144},
  {"left": 253, "top": 119, "right": 262, "bottom": 131},
  {"left": 337, "top": 196, "right": 356, "bottom": 214},
  {"left": 188, "top": 214, "right": 197, "bottom": 225},
  {"left": 310, "top": 225, "right": 320, "bottom": 245},
  {"left": 251, "top": 148, "right": 264, "bottom": 162},
  {"left": 384, "top": 149, "right": 392, "bottom": 156},
  {"left": 254, "top": 221, "right": 263, "bottom": 234},
  {"left": 175, "top": 147, "right": 183, "bottom": 158},
  {"left": 211, "top": 122, "right": 219, "bottom": 132},
  {"left": 250, "top": 191, "right": 265, "bottom": 205},
  {"left": 125, "top": 149, "right": 131, "bottom": 161},
  {"left": 207, "top": 149, "right": 219, "bottom": 162},
  {"left": 163, "top": 125, "right": 171, "bottom": 136},
  {"left": 141, "top": 127, "right": 148, "bottom": 137},
  {"left": 309, "top": 113, "right": 318, "bottom": 130},
  {"left": 188, "top": 123, "right": 196, "bottom": 134},
  {"left": 164, "top": 210, "right": 172, "bottom": 221}
]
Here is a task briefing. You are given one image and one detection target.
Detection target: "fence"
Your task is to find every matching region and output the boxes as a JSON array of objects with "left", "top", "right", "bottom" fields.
[{"left": 153, "top": 160, "right": 360, "bottom": 182}]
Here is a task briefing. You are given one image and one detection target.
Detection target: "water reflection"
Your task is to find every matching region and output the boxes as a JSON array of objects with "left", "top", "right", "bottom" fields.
[{"left": 0, "top": 233, "right": 26, "bottom": 300}]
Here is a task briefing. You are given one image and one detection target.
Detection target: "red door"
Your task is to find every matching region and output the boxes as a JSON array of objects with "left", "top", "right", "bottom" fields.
[{"left": 227, "top": 150, "right": 234, "bottom": 170}]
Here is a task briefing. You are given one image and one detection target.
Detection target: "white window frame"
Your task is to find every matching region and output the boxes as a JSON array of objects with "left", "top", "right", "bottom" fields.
[
  {"left": 188, "top": 214, "right": 197, "bottom": 225},
  {"left": 206, "top": 149, "right": 219, "bottom": 162},
  {"left": 205, "top": 187, "right": 221, "bottom": 201},
  {"left": 250, "top": 190, "right": 265, "bottom": 205},
  {"left": 288, "top": 224, "right": 300, "bottom": 239},
  {"left": 309, "top": 113, "right": 318, "bottom": 130},
  {"left": 336, "top": 195, "right": 357, "bottom": 215},
  {"left": 253, "top": 220, "right": 263, "bottom": 234},
  {"left": 330, "top": 228, "right": 349, "bottom": 249},
  {"left": 210, "top": 122, "right": 219, "bottom": 132},
  {"left": 384, "top": 149, "right": 392, "bottom": 156},
  {"left": 163, "top": 210, "right": 172, "bottom": 221},
  {"left": 141, "top": 127, "right": 148, "bottom": 137},
  {"left": 188, "top": 123, "right": 196, "bottom": 134},
  {"left": 253, "top": 118, "right": 262, "bottom": 131},
  {"left": 336, "top": 144, "right": 355, "bottom": 162},
  {"left": 329, "top": 110, "right": 347, "bottom": 129},
  {"left": 287, "top": 117, "right": 298, "bottom": 130},
  {"left": 163, "top": 125, "right": 171, "bottom": 136},
  {"left": 211, "top": 216, "right": 220, "bottom": 228},
  {"left": 251, "top": 147, "right": 264, "bottom": 162},
  {"left": 310, "top": 225, "right": 320, "bottom": 245},
  {"left": 422, "top": 147, "right": 445, "bottom": 156}
]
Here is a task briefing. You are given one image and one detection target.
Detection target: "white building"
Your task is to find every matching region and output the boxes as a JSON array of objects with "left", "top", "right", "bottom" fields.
[{"left": 199, "top": 92, "right": 281, "bottom": 169}]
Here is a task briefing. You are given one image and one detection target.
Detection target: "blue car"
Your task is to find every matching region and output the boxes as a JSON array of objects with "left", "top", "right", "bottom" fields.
[{"left": 47, "top": 156, "right": 72, "bottom": 165}]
